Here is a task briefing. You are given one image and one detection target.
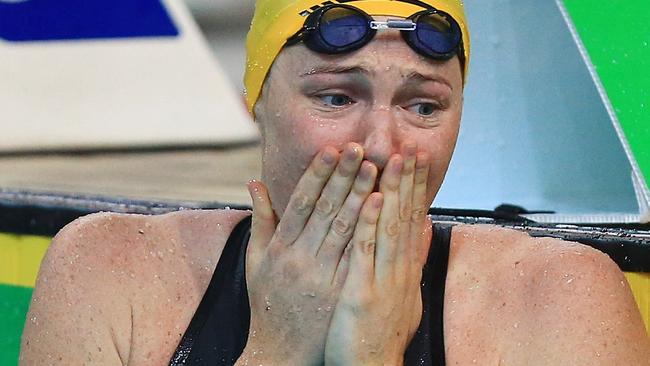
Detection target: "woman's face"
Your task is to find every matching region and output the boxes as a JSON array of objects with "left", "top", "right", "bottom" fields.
[{"left": 255, "top": 29, "right": 464, "bottom": 217}]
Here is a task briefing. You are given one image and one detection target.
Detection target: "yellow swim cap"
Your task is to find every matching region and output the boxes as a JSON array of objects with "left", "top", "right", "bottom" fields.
[{"left": 244, "top": 0, "right": 470, "bottom": 113}]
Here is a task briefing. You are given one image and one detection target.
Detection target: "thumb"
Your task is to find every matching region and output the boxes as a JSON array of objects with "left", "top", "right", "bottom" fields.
[
  {"left": 247, "top": 180, "right": 277, "bottom": 267},
  {"left": 419, "top": 217, "right": 433, "bottom": 267}
]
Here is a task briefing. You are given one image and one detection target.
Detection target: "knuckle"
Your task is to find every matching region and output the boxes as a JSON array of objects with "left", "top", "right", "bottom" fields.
[
  {"left": 289, "top": 192, "right": 314, "bottom": 215},
  {"left": 351, "top": 180, "right": 370, "bottom": 195},
  {"left": 331, "top": 217, "right": 353, "bottom": 238},
  {"left": 415, "top": 173, "right": 428, "bottom": 184},
  {"left": 411, "top": 206, "right": 428, "bottom": 222},
  {"left": 358, "top": 239, "right": 376, "bottom": 255},
  {"left": 314, "top": 197, "right": 335, "bottom": 218},
  {"left": 399, "top": 205, "right": 412, "bottom": 222},
  {"left": 385, "top": 220, "right": 400, "bottom": 238}
]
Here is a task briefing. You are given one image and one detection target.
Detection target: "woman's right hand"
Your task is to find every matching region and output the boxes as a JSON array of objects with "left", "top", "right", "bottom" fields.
[{"left": 237, "top": 143, "right": 378, "bottom": 366}]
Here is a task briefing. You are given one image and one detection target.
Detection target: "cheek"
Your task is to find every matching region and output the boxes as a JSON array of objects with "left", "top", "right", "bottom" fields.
[
  {"left": 262, "top": 107, "right": 357, "bottom": 180},
  {"left": 281, "top": 107, "right": 360, "bottom": 154}
]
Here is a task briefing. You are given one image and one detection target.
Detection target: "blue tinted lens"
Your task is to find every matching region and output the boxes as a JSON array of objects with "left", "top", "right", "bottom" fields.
[
  {"left": 319, "top": 9, "right": 368, "bottom": 48},
  {"left": 416, "top": 14, "right": 460, "bottom": 54}
]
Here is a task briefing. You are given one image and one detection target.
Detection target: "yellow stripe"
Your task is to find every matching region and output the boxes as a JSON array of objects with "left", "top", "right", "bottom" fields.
[
  {"left": 625, "top": 272, "right": 650, "bottom": 334},
  {"left": 0, "top": 233, "right": 51, "bottom": 288}
]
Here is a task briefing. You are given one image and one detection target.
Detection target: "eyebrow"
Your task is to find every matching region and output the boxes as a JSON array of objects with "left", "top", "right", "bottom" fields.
[
  {"left": 299, "top": 64, "right": 453, "bottom": 91},
  {"left": 299, "top": 64, "right": 373, "bottom": 78},
  {"left": 403, "top": 71, "right": 453, "bottom": 91}
]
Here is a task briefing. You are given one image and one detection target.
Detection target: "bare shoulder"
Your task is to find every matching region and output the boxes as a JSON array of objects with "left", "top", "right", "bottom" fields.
[
  {"left": 20, "top": 209, "right": 250, "bottom": 365},
  {"left": 445, "top": 224, "right": 650, "bottom": 365}
]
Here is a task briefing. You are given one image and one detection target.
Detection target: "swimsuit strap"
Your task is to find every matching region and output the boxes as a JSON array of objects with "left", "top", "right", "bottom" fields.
[
  {"left": 169, "top": 215, "right": 252, "bottom": 365},
  {"left": 404, "top": 222, "right": 453, "bottom": 366}
]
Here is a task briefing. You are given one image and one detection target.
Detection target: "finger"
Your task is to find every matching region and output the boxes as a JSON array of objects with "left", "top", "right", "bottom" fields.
[
  {"left": 274, "top": 147, "right": 339, "bottom": 246},
  {"left": 399, "top": 142, "right": 417, "bottom": 222},
  {"left": 397, "top": 142, "right": 417, "bottom": 261},
  {"left": 301, "top": 143, "right": 364, "bottom": 254},
  {"left": 335, "top": 192, "right": 383, "bottom": 287},
  {"left": 374, "top": 155, "right": 403, "bottom": 281},
  {"left": 317, "top": 161, "right": 377, "bottom": 272},
  {"left": 410, "top": 152, "right": 431, "bottom": 265},
  {"left": 247, "top": 180, "right": 276, "bottom": 270}
]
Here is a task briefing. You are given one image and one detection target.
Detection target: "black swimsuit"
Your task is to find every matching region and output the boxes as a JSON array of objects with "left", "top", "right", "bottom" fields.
[{"left": 169, "top": 215, "right": 452, "bottom": 365}]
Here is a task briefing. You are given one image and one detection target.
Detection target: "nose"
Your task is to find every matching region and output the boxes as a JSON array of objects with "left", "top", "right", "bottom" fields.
[{"left": 360, "top": 106, "right": 398, "bottom": 171}]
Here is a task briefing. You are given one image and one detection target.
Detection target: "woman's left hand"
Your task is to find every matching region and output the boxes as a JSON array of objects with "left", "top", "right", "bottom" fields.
[{"left": 324, "top": 142, "right": 433, "bottom": 365}]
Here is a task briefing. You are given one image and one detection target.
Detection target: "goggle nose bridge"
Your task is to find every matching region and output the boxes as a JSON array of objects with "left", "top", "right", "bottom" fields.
[{"left": 369, "top": 19, "right": 417, "bottom": 31}]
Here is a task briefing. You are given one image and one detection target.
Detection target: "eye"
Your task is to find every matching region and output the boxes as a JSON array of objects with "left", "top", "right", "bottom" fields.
[
  {"left": 320, "top": 94, "right": 354, "bottom": 107},
  {"left": 407, "top": 102, "right": 438, "bottom": 117}
]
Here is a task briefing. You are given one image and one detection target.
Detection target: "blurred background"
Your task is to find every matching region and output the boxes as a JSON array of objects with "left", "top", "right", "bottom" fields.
[
  {"left": 184, "top": 0, "right": 254, "bottom": 89},
  {"left": 0, "top": 0, "right": 645, "bottom": 217}
]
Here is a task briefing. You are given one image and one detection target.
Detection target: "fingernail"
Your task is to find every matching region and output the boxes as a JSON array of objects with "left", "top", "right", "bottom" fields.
[
  {"left": 373, "top": 194, "right": 384, "bottom": 209},
  {"left": 322, "top": 150, "right": 336, "bottom": 165},
  {"left": 391, "top": 156, "right": 404, "bottom": 175},
  {"left": 248, "top": 180, "right": 262, "bottom": 197},
  {"left": 358, "top": 162, "right": 371, "bottom": 180},
  {"left": 344, "top": 147, "right": 358, "bottom": 162}
]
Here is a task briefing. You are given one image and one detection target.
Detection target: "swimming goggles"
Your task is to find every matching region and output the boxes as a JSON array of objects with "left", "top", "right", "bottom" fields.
[{"left": 286, "top": 4, "right": 463, "bottom": 61}]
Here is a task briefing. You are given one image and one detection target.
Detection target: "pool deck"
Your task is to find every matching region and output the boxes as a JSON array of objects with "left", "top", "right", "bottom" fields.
[{"left": 0, "top": 145, "right": 261, "bottom": 207}]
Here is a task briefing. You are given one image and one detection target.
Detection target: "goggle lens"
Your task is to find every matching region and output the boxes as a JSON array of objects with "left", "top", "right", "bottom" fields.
[
  {"left": 291, "top": 5, "right": 462, "bottom": 60},
  {"left": 319, "top": 7, "right": 369, "bottom": 48},
  {"left": 412, "top": 12, "right": 461, "bottom": 55}
]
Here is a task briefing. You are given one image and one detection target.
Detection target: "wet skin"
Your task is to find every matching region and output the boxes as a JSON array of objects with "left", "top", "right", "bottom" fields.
[
  {"left": 255, "top": 30, "right": 463, "bottom": 217},
  {"left": 20, "top": 29, "right": 650, "bottom": 366}
]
